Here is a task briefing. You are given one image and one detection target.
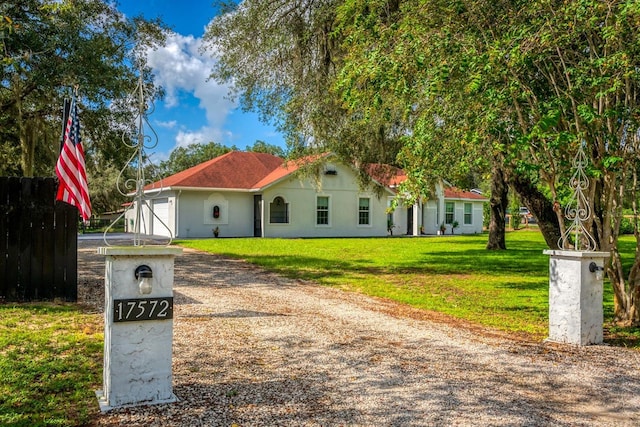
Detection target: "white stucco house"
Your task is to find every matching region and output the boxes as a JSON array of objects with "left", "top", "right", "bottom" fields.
[{"left": 125, "top": 151, "right": 487, "bottom": 239}]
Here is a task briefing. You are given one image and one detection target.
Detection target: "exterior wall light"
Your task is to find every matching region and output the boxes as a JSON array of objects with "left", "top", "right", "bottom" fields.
[
  {"left": 589, "top": 261, "right": 604, "bottom": 281},
  {"left": 135, "top": 265, "right": 153, "bottom": 295}
]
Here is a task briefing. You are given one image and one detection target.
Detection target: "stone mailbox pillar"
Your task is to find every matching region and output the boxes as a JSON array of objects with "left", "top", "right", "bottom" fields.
[
  {"left": 96, "top": 246, "right": 183, "bottom": 412},
  {"left": 544, "top": 250, "right": 608, "bottom": 345}
]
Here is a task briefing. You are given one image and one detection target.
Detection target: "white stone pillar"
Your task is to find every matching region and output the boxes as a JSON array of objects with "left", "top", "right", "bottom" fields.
[
  {"left": 96, "top": 246, "right": 182, "bottom": 411},
  {"left": 544, "top": 250, "right": 608, "bottom": 345}
]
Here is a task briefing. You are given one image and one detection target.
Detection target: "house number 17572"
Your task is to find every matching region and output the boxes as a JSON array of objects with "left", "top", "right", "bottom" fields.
[{"left": 113, "top": 297, "right": 173, "bottom": 322}]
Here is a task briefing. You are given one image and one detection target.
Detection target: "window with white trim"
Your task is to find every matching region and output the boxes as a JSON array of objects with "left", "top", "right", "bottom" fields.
[
  {"left": 316, "top": 196, "right": 329, "bottom": 225},
  {"left": 464, "top": 203, "right": 472, "bottom": 225},
  {"left": 445, "top": 201, "right": 455, "bottom": 224},
  {"left": 358, "top": 197, "right": 370, "bottom": 225}
]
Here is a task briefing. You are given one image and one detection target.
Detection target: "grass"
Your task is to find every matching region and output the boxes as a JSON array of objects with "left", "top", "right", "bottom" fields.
[
  {"left": 81, "top": 220, "right": 125, "bottom": 234},
  {"left": 176, "top": 230, "right": 638, "bottom": 346},
  {"left": 0, "top": 303, "right": 103, "bottom": 426}
]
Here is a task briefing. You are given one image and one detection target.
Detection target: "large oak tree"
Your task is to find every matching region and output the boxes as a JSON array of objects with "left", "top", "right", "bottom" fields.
[{"left": 1, "top": 0, "right": 165, "bottom": 214}]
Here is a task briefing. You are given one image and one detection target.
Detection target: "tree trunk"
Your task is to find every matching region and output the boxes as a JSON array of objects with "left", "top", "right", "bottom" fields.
[
  {"left": 508, "top": 172, "right": 561, "bottom": 249},
  {"left": 596, "top": 170, "right": 640, "bottom": 325},
  {"left": 486, "top": 162, "right": 508, "bottom": 250}
]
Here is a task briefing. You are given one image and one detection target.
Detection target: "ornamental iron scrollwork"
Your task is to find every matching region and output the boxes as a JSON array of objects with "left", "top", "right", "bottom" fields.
[
  {"left": 102, "top": 71, "right": 172, "bottom": 246},
  {"left": 558, "top": 144, "right": 597, "bottom": 251}
]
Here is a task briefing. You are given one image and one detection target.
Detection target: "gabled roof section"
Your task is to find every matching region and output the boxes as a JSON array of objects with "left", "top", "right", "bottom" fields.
[
  {"left": 147, "top": 150, "right": 486, "bottom": 199},
  {"left": 147, "top": 151, "right": 284, "bottom": 190},
  {"left": 365, "top": 164, "right": 407, "bottom": 188},
  {"left": 444, "top": 187, "right": 488, "bottom": 201},
  {"left": 252, "top": 153, "right": 332, "bottom": 189},
  {"left": 366, "top": 163, "right": 488, "bottom": 200}
]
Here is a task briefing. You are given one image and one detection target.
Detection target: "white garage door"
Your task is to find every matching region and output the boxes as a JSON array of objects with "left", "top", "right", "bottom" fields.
[{"left": 152, "top": 198, "right": 171, "bottom": 237}]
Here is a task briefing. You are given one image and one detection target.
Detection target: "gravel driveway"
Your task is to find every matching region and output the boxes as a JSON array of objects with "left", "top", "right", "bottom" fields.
[{"left": 78, "top": 238, "right": 640, "bottom": 426}]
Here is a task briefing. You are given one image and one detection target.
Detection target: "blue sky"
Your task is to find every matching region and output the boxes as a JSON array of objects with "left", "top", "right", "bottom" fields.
[{"left": 116, "top": 0, "right": 285, "bottom": 162}]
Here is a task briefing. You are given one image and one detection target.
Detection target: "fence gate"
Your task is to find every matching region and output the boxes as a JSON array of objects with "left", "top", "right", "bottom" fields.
[{"left": 0, "top": 177, "right": 78, "bottom": 302}]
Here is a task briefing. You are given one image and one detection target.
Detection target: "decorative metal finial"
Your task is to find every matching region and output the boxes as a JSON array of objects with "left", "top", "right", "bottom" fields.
[
  {"left": 558, "top": 143, "right": 597, "bottom": 251},
  {"left": 102, "top": 70, "right": 172, "bottom": 246}
]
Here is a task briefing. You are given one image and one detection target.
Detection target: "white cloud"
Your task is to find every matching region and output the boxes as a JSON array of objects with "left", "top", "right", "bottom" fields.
[
  {"left": 155, "top": 119, "right": 177, "bottom": 129},
  {"left": 175, "top": 127, "right": 223, "bottom": 149},
  {"left": 144, "top": 31, "right": 237, "bottom": 146}
]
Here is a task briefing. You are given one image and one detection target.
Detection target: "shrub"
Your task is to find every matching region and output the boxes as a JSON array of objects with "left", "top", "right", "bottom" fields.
[{"left": 619, "top": 216, "right": 635, "bottom": 235}]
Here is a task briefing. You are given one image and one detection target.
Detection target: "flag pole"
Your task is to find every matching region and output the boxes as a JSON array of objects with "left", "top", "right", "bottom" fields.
[{"left": 60, "top": 98, "right": 70, "bottom": 154}]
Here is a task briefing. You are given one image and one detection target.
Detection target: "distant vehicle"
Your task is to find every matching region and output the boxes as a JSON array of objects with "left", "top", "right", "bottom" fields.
[{"left": 519, "top": 207, "right": 536, "bottom": 224}]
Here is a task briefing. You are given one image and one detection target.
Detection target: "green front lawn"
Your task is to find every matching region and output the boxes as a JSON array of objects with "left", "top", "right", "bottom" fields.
[
  {"left": 0, "top": 304, "right": 103, "bottom": 426},
  {"left": 176, "top": 231, "right": 638, "bottom": 346}
]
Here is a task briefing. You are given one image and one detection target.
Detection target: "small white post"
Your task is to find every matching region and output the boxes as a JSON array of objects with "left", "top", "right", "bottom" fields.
[
  {"left": 96, "top": 246, "right": 182, "bottom": 411},
  {"left": 544, "top": 250, "right": 608, "bottom": 345}
]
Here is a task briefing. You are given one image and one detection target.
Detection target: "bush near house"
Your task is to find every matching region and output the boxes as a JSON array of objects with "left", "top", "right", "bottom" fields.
[{"left": 620, "top": 216, "right": 635, "bottom": 235}]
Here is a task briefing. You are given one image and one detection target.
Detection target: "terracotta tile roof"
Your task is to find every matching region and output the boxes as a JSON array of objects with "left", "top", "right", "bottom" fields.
[
  {"left": 366, "top": 164, "right": 487, "bottom": 200},
  {"left": 146, "top": 151, "right": 487, "bottom": 201},
  {"left": 444, "top": 188, "right": 487, "bottom": 200},
  {"left": 252, "top": 153, "right": 331, "bottom": 189},
  {"left": 252, "top": 160, "right": 302, "bottom": 189},
  {"left": 364, "top": 164, "right": 407, "bottom": 187},
  {"left": 147, "top": 151, "right": 284, "bottom": 190}
]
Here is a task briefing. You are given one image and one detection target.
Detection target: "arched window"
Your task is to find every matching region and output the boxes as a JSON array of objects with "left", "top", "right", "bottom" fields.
[{"left": 269, "top": 196, "right": 289, "bottom": 223}]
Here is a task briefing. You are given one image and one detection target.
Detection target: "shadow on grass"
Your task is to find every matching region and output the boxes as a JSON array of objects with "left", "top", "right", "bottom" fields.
[
  {"left": 208, "top": 248, "right": 549, "bottom": 285},
  {"left": 175, "top": 234, "right": 639, "bottom": 347}
]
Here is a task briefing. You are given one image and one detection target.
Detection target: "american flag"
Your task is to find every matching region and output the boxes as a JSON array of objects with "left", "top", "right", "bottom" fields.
[{"left": 55, "top": 96, "right": 92, "bottom": 221}]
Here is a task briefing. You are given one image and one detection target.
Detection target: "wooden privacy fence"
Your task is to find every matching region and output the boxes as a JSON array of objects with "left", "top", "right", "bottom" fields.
[{"left": 0, "top": 177, "right": 78, "bottom": 302}]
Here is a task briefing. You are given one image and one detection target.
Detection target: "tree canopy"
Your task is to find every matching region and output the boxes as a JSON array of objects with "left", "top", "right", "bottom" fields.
[
  {"left": 336, "top": 0, "right": 640, "bottom": 323},
  {"left": 343, "top": 0, "right": 640, "bottom": 323},
  {"left": 246, "top": 140, "right": 286, "bottom": 157},
  {"left": 1, "top": 0, "right": 166, "bottom": 214},
  {"left": 204, "top": 0, "right": 404, "bottom": 167}
]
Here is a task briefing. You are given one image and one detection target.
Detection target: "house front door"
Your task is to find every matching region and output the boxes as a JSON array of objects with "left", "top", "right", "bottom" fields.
[
  {"left": 407, "top": 208, "right": 414, "bottom": 235},
  {"left": 253, "top": 195, "right": 262, "bottom": 237}
]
